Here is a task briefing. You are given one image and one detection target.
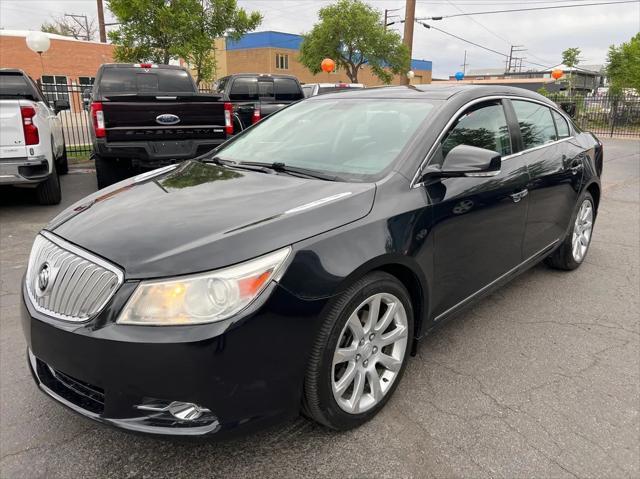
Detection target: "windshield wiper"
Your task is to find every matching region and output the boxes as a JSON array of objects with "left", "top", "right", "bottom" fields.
[
  {"left": 239, "top": 162, "right": 338, "bottom": 181},
  {"left": 200, "top": 156, "right": 273, "bottom": 174}
]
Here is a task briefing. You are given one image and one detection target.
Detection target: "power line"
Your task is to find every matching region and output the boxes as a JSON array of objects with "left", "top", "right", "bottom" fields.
[
  {"left": 416, "top": 20, "right": 557, "bottom": 70},
  {"left": 417, "top": 0, "right": 639, "bottom": 20}
]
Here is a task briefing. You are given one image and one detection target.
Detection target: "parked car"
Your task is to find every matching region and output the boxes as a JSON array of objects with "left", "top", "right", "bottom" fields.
[
  {"left": 0, "top": 68, "right": 69, "bottom": 205},
  {"left": 88, "top": 63, "right": 231, "bottom": 189},
  {"left": 302, "top": 82, "right": 365, "bottom": 97},
  {"left": 23, "top": 85, "right": 602, "bottom": 437},
  {"left": 214, "top": 73, "right": 304, "bottom": 129}
]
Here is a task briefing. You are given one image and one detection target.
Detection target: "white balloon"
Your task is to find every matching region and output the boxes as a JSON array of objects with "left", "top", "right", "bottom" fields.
[
  {"left": 406, "top": 70, "right": 415, "bottom": 79},
  {"left": 26, "top": 32, "right": 51, "bottom": 54}
]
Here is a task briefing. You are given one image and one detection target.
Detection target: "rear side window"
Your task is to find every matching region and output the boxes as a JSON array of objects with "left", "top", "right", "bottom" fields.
[
  {"left": 0, "top": 73, "right": 36, "bottom": 99},
  {"left": 441, "top": 101, "right": 512, "bottom": 157},
  {"left": 229, "top": 77, "right": 259, "bottom": 101},
  {"left": 552, "top": 110, "right": 571, "bottom": 138},
  {"left": 99, "top": 68, "right": 195, "bottom": 94},
  {"left": 512, "top": 100, "right": 557, "bottom": 149},
  {"left": 274, "top": 78, "right": 303, "bottom": 101}
]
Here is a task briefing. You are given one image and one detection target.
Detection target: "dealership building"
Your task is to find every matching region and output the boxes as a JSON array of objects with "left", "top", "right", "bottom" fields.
[{"left": 202, "top": 31, "right": 432, "bottom": 86}]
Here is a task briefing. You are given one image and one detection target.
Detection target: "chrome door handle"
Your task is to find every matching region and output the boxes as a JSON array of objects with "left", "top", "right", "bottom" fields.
[{"left": 510, "top": 189, "right": 528, "bottom": 203}]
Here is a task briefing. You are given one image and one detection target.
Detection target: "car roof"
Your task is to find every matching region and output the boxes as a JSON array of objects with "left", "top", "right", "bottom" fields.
[
  {"left": 0, "top": 68, "right": 26, "bottom": 75},
  {"left": 99, "top": 63, "right": 186, "bottom": 70},
  {"left": 308, "top": 84, "right": 555, "bottom": 105}
]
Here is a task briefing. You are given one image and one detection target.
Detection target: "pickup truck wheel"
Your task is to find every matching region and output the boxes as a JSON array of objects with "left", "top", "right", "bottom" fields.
[
  {"left": 94, "top": 154, "right": 132, "bottom": 189},
  {"left": 36, "top": 160, "right": 61, "bottom": 205},
  {"left": 57, "top": 144, "right": 69, "bottom": 175}
]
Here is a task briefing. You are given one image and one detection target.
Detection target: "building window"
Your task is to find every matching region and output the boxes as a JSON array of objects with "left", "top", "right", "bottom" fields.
[
  {"left": 41, "top": 75, "right": 69, "bottom": 102},
  {"left": 78, "top": 76, "right": 95, "bottom": 86},
  {"left": 275, "top": 53, "right": 289, "bottom": 70}
]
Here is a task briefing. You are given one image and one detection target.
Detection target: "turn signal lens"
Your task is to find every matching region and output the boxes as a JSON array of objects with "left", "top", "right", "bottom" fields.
[{"left": 117, "top": 247, "right": 291, "bottom": 325}]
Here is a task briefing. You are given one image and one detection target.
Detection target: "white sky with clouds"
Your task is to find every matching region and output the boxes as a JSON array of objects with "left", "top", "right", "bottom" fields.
[{"left": 1, "top": 0, "right": 638, "bottom": 78}]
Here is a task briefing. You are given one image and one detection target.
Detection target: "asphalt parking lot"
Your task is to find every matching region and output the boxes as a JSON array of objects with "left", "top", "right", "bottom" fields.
[{"left": 1, "top": 138, "right": 638, "bottom": 479}]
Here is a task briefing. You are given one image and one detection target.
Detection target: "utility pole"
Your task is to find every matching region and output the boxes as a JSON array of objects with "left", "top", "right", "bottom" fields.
[
  {"left": 461, "top": 50, "right": 468, "bottom": 75},
  {"left": 96, "top": 0, "right": 106, "bottom": 43},
  {"left": 384, "top": 7, "right": 403, "bottom": 30},
  {"left": 65, "top": 14, "right": 91, "bottom": 41},
  {"left": 401, "top": 0, "right": 416, "bottom": 85},
  {"left": 506, "top": 45, "right": 526, "bottom": 74}
]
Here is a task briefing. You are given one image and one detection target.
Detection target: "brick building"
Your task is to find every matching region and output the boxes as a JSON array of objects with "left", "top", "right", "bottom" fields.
[
  {"left": 197, "top": 31, "right": 432, "bottom": 86},
  {"left": 0, "top": 30, "right": 115, "bottom": 111}
]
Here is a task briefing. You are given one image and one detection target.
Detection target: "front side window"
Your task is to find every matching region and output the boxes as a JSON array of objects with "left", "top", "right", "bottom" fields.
[
  {"left": 512, "top": 100, "right": 557, "bottom": 150},
  {"left": 441, "top": 101, "right": 512, "bottom": 157},
  {"left": 552, "top": 110, "right": 570, "bottom": 138},
  {"left": 217, "top": 99, "right": 438, "bottom": 181}
]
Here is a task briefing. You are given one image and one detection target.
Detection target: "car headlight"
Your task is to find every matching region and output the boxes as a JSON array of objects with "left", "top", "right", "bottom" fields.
[{"left": 117, "top": 247, "right": 291, "bottom": 326}]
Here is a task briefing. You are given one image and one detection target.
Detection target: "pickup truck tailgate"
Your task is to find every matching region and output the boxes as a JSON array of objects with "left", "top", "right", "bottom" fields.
[
  {"left": 102, "top": 97, "right": 226, "bottom": 142},
  {"left": 0, "top": 100, "right": 26, "bottom": 149}
]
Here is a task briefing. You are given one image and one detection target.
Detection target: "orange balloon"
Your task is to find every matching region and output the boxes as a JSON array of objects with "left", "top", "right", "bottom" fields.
[
  {"left": 551, "top": 69, "right": 564, "bottom": 80},
  {"left": 321, "top": 58, "right": 335, "bottom": 73}
]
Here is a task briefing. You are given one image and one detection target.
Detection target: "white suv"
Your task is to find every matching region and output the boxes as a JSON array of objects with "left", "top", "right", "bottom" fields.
[{"left": 0, "top": 69, "right": 68, "bottom": 205}]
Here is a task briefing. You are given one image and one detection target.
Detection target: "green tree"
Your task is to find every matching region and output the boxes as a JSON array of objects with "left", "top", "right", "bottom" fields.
[
  {"left": 606, "top": 33, "right": 640, "bottom": 93},
  {"left": 176, "top": 0, "right": 262, "bottom": 85},
  {"left": 299, "top": 0, "right": 410, "bottom": 84},
  {"left": 108, "top": 0, "right": 198, "bottom": 64},
  {"left": 561, "top": 47, "right": 581, "bottom": 96}
]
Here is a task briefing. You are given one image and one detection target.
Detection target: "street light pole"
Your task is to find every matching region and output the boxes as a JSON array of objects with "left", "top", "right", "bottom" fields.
[{"left": 401, "top": 0, "right": 416, "bottom": 85}]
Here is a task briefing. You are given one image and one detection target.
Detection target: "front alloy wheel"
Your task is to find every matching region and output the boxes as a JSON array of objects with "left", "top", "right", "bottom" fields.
[
  {"left": 303, "top": 272, "right": 413, "bottom": 430},
  {"left": 332, "top": 293, "right": 408, "bottom": 414}
]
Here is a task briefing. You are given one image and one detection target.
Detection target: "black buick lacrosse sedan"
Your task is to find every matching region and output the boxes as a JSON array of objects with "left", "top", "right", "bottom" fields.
[{"left": 22, "top": 85, "right": 602, "bottom": 436}]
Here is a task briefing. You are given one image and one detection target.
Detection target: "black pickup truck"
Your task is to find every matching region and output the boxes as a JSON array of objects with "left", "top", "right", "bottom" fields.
[
  {"left": 213, "top": 74, "right": 304, "bottom": 130},
  {"left": 87, "top": 64, "right": 231, "bottom": 189}
]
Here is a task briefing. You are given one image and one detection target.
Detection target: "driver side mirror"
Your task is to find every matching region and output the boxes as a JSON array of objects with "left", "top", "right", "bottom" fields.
[
  {"left": 422, "top": 144, "right": 502, "bottom": 180},
  {"left": 53, "top": 99, "right": 70, "bottom": 113}
]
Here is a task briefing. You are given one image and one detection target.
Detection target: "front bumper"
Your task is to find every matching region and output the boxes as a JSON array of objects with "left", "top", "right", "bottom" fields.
[
  {"left": 0, "top": 155, "right": 50, "bottom": 185},
  {"left": 22, "top": 281, "right": 327, "bottom": 437}
]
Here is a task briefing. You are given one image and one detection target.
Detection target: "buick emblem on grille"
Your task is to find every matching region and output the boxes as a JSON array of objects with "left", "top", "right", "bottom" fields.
[
  {"left": 37, "top": 262, "right": 51, "bottom": 294},
  {"left": 156, "top": 114, "right": 180, "bottom": 125}
]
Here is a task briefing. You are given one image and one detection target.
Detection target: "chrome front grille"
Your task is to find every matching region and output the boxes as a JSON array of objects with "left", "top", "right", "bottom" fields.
[{"left": 26, "top": 232, "right": 123, "bottom": 322}]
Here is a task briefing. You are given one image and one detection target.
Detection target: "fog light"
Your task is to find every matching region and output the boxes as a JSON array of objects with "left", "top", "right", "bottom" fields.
[
  {"left": 168, "top": 401, "right": 209, "bottom": 421},
  {"left": 135, "top": 400, "right": 213, "bottom": 422}
]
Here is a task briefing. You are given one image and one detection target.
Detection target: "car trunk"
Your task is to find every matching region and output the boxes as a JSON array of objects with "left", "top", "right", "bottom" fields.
[{"left": 101, "top": 94, "right": 227, "bottom": 143}]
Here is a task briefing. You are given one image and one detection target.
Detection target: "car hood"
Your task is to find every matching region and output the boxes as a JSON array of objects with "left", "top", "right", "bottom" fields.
[{"left": 47, "top": 161, "right": 375, "bottom": 279}]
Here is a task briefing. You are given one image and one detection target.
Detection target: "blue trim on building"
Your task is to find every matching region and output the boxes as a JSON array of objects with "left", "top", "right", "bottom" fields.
[{"left": 226, "top": 31, "right": 432, "bottom": 72}]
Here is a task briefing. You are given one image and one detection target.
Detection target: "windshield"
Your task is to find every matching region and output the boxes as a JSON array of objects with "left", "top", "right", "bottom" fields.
[
  {"left": 217, "top": 98, "right": 437, "bottom": 181},
  {"left": 100, "top": 68, "right": 195, "bottom": 94}
]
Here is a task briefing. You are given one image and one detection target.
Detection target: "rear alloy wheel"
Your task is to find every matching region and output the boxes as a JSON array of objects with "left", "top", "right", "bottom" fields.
[
  {"left": 572, "top": 199, "right": 594, "bottom": 262},
  {"left": 545, "top": 191, "right": 595, "bottom": 270},
  {"left": 303, "top": 272, "right": 413, "bottom": 430}
]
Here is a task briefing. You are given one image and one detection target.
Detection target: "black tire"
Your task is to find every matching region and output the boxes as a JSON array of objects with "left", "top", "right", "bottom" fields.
[
  {"left": 545, "top": 191, "right": 595, "bottom": 271},
  {"left": 36, "top": 160, "right": 61, "bottom": 205},
  {"left": 57, "top": 144, "right": 69, "bottom": 175},
  {"left": 94, "top": 153, "right": 133, "bottom": 189},
  {"left": 302, "top": 271, "right": 414, "bottom": 430}
]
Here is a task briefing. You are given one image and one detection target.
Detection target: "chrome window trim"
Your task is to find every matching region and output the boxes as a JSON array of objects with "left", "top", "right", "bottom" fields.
[
  {"left": 26, "top": 231, "right": 124, "bottom": 322},
  {"left": 410, "top": 95, "right": 576, "bottom": 189}
]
